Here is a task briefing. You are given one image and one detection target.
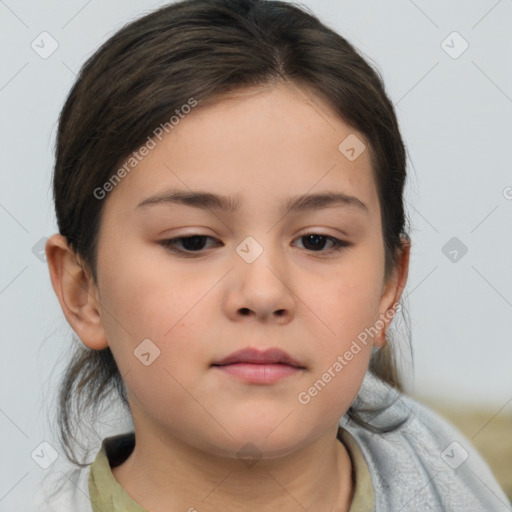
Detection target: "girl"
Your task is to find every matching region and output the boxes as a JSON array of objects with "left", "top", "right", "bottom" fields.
[{"left": 36, "top": 0, "right": 509, "bottom": 510}]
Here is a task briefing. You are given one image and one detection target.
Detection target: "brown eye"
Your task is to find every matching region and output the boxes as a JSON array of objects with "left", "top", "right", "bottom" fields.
[
  {"left": 294, "top": 233, "right": 350, "bottom": 253},
  {"left": 160, "top": 235, "right": 221, "bottom": 255}
]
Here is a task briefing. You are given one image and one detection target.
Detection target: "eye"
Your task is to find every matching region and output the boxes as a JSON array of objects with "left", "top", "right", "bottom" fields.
[
  {"left": 159, "top": 235, "right": 222, "bottom": 256},
  {"left": 160, "top": 233, "right": 349, "bottom": 256},
  {"left": 293, "top": 233, "right": 350, "bottom": 254}
]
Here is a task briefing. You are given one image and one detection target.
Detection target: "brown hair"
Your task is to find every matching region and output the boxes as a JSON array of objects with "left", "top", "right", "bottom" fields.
[{"left": 52, "top": 0, "right": 411, "bottom": 467}]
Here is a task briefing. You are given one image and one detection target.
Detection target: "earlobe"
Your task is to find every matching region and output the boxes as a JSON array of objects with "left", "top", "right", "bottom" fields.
[
  {"left": 374, "top": 236, "right": 411, "bottom": 348},
  {"left": 45, "top": 234, "right": 109, "bottom": 350}
]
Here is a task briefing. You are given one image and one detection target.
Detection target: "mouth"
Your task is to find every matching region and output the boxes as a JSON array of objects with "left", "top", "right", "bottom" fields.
[{"left": 211, "top": 347, "right": 305, "bottom": 384}]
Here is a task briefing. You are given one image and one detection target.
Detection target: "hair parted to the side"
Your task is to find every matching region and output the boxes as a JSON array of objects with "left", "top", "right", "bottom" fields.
[{"left": 52, "top": 0, "right": 412, "bottom": 467}]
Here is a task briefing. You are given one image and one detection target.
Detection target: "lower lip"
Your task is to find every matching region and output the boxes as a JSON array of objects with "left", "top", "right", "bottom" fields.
[{"left": 212, "top": 363, "right": 301, "bottom": 384}]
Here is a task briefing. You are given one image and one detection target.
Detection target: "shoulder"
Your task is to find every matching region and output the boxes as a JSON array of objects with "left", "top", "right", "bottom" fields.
[
  {"left": 32, "top": 465, "right": 92, "bottom": 512},
  {"left": 341, "top": 371, "right": 510, "bottom": 512}
]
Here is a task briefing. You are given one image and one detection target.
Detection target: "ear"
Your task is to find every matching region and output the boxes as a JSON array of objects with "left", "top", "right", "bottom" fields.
[
  {"left": 373, "top": 236, "right": 411, "bottom": 348},
  {"left": 45, "top": 234, "right": 108, "bottom": 350}
]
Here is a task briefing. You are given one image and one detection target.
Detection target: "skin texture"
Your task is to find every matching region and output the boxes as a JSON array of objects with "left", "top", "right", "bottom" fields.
[{"left": 46, "top": 81, "right": 410, "bottom": 512}]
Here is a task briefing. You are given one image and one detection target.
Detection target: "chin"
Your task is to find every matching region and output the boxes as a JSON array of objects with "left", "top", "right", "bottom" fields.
[{"left": 204, "top": 421, "right": 316, "bottom": 462}]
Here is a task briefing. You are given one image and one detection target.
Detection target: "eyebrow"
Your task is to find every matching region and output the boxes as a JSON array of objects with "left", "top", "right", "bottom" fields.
[{"left": 137, "top": 189, "right": 369, "bottom": 215}]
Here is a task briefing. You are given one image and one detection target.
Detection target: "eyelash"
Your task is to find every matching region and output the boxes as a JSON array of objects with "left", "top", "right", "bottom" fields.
[{"left": 159, "top": 233, "right": 350, "bottom": 257}]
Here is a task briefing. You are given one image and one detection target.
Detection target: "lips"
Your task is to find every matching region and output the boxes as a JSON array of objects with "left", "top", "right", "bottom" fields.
[
  {"left": 212, "top": 347, "right": 304, "bottom": 368},
  {"left": 211, "top": 347, "right": 304, "bottom": 384}
]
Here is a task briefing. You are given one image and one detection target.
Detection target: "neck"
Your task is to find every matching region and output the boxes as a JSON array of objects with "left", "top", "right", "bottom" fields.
[{"left": 111, "top": 424, "right": 354, "bottom": 512}]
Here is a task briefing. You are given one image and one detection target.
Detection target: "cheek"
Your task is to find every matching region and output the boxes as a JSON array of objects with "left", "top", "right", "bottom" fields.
[
  {"left": 96, "top": 245, "right": 215, "bottom": 377},
  {"left": 95, "top": 260, "right": 212, "bottom": 430},
  {"left": 296, "top": 345, "right": 371, "bottom": 424},
  {"left": 294, "top": 279, "right": 379, "bottom": 429},
  {"left": 309, "top": 251, "right": 383, "bottom": 355}
]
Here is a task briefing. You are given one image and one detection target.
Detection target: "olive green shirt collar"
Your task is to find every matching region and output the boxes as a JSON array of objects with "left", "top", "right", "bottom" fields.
[{"left": 89, "top": 428, "right": 375, "bottom": 512}]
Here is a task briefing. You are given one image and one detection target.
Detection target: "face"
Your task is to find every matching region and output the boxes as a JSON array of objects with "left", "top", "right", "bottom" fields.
[{"left": 92, "top": 82, "right": 397, "bottom": 459}]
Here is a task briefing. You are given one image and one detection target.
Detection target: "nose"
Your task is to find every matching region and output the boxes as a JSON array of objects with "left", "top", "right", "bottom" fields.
[{"left": 223, "top": 242, "right": 296, "bottom": 324}]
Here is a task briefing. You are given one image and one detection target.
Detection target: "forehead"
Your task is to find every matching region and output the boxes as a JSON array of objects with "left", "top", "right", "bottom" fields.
[{"left": 103, "top": 82, "right": 379, "bottom": 219}]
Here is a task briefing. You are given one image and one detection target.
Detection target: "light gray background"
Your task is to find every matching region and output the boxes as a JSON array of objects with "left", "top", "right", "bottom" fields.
[{"left": 1, "top": 0, "right": 511, "bottom": 510}]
